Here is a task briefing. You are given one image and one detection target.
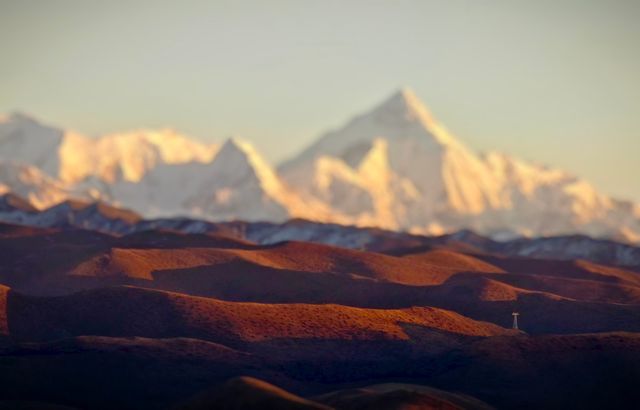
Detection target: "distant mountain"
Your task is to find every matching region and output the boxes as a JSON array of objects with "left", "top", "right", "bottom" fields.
[
  {"left": 0, "top": 112, "right": 218, "bottom": 184},
  {"left": 1, "top": 89, "right": 639, "bottom": 242},
  {"left": 280, "top": 88, "right": 640, "bottom": 241},
  {"left": 179, "top": 377, "right": 332, "bottom": 410},
  {"left": 181, "top": 138, "right": 323, "bottom": 222},
  {"left": 99, "top": 138, "right": 330, "bottom": 222},
  {"left": 0, "top": 161, "right": 92, "bottom": 208},
  {"left": 2, "top": 194, "right": 640, "bottom": 269}
]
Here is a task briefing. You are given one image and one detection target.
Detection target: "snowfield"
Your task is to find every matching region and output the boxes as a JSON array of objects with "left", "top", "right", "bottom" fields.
[{"left": 1, "top": 89, "right": 639, "bottom": 242}]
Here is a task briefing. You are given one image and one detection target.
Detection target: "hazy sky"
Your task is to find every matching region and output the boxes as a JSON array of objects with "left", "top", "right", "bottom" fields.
[{"left": 1, "top": 0, "right": 639, "bottom": 200}]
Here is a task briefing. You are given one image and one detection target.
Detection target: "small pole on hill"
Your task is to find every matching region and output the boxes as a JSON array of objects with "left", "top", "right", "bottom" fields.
[{"left": 512, "top": 312, "right": 520, "bottom": 330}]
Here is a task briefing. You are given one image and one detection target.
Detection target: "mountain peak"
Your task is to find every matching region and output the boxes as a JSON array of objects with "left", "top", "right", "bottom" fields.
[
  {"left": 389, "top": 86, "right": 420, "bottom": 105},
  {"left": 220, "top": 136, "right": 253, "bottom": 154},
  {"left": 186, "top": 137, "right": 306, "bottom": 222},
  {"left": 374, "top": 88, "right": 438, "bottom": 127},
  {"left": 352, "top": 88, "right": 459, "bottom": 148},
  {"left": 213, "top": 137, "right": 283, "bottom": 193},
  {"left": 218, "top": 137, "right": 271, "bottom": 168},
  {"left": 279, "top": 88, "right": 463, "bottom": 174},
  {"left": 0, "top": 111, "right": 41, "bottom": 126}
]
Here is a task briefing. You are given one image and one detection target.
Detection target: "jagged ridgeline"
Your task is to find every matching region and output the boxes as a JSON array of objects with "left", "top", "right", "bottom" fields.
[{"left": 1, "top": 89, "right": 639, "bottom": 242}]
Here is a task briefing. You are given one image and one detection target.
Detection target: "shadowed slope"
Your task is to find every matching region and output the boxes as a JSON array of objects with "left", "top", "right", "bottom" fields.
[
  {"left": 315, "top": 383, "right": 494, "bottom": 410},
  {"left": 0, "top": 225, "right": 507, "bottom": 295},
  {"left": 476, "top": 254, "right": 640, "bottom": 286},
  {"left": 1, "top": 222, "right": 639, "bottom": 335},
  {"left": 179, "top": 376, "right": 331, "bottom": 410},
  {"left": 4, "top": 286, "right": 510, "bottom": 347},
  {"left": 396, "top": 249, "right": 505, "bottom": 275},
  {"left": 1, "top": 332, "right": 638, "bottom": 410},
  {"left": 0, "top": 336, "right": 261, "bottom": 410},
  {"left": 431, "top": 332, "right": 640, "bottom": 409}
]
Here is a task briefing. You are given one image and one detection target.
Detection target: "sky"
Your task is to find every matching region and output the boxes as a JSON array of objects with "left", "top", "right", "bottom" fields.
[{"left": 1, "top": 0, "right": 639, "bottom": 200}]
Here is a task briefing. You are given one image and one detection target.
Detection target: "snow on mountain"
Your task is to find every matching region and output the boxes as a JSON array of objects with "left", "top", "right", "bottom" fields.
[
  {"left": 179, "top": 138, "right": 329, "bottom": 223},
  {"left": 476, "top": 152, "right": 640, "bottom": 240},
  {"left": 0, "top": 113, "right": 314, "bottom": 223},
  {"left": 0, "top": 161, "right": 93, "bottom": 209},
  {"left": 0, "top": 193, "right": 141, "bottom": 233},
  {"left": 3, "top": 196, "right": 640, "bottom": 268},
  {"left": 104, "top": 161, "right": 213, "bottom": 217},
  {"left": 281, "top": 138, "right": 421, "bottom": 230},
  {"left": 281, "top": 88, "right": 640, "bottom": 240},
  {"left": 99, "top": 138, "right": 296, "bottom": 221},
  {"left": 59, "top": 129, "right": 218, "bottom": 184},
  {"left": 280, "top": 88, "right": 506, "bottom": 227},
  {"left": 0, "top": 112, "right": 67, "bottom": 176},
  {"left": 1, "top": 88, "right": 639, "bottom": 242},
  {"left": 0, "top": 113, "right": 218, "bottom": 184}
]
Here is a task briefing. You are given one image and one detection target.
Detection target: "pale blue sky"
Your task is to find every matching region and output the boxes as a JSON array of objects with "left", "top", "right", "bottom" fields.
[{"left": 1, "top": 0, "right": 639, "bottom": 200}]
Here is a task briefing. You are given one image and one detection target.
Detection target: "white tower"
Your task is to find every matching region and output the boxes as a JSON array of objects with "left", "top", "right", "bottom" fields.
[{"left": 512, "top": 312, "right": 520, "bottom": 330}]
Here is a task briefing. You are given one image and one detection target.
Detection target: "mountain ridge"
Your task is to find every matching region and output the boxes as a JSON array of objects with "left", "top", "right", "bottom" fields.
[
  {"left": 1, "top": 88, "right": 638, "bottom": 242},
  {"left": 2, "top": 195, "right": 640, "bottom": 270}
]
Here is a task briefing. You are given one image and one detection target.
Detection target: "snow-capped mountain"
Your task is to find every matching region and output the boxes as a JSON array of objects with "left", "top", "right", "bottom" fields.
[
  {"left": 280, "top": 88, "right": 640, "bottom": 241},
  {"left": 281, "top": 88, "right": 502, "bottom": 216},
  {"left": 0, "top": 113, "right": 67, "bottom": 177},
  {"left": 0, "top": 161, "right": 93, "bottom": 209},
  {"left": 280, "top": 88, "right": 521, "bottom": 233},
  {"left": 1, "top": 89, "right": 639, "bottom": 242},
  {"left": 280, "top": 137, "right": 422, "bottom": 230},
  {"left": 98, "top": 138, "right": 329, "bottom": 222},
  {"left": 0, "top": 112, "right": 218, "bottom": 184},
  {"left": 183, "top": 138, "right": 304, "bottom": 222}
]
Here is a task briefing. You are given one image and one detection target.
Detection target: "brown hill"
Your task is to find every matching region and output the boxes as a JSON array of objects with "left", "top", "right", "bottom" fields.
[
  {"left": 1, "top": 223, "right": 639, "bottom": 336},
  {"left": 475, "top": 254, "right": 640, "bottom": 286},
  {"left": 0, "top": 336, "right": 263, "bottom": 410},
  {"left": 0, "top": 224, "right": 491, "bottom": 289},
  {"left": 417, "top": 274, "right": 640, "bottom": 334},
  {"left": 180, "top": 378, "right": 495, "bottom": 410},
  {"left": 0, "top": 223, "right": 640, "bottom": 409},
  {"left": 315, "top": 383, "right": 494, "bottom": 410},
  {"left": 430, "top": 332, "right": 640, "bottom": 409},
  {"left": 0, "top": 222, "right": 55, "bottom": 238},
  {"left": 4, "top": 286, "right": 510, "bottom": 355},
  {"left": 0, "top": 226, "right": 508, "bottom": 295},
  {"left": 1, "top": 331, "right": 638, "bottom": 410},
  {"left": 178, "top": 376, "right": 331, "bottom": 410},
  {"left": 397, "top": 249, "right": 504, "bottom": 274}
]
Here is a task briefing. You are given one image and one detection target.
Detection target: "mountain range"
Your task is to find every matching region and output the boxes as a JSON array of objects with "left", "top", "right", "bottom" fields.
[
  {"left": 1, "top": 89, "right": 639, "bottom": 242},
  {"left": 1, "top": 192, "right": 639, "bottom": 269}
]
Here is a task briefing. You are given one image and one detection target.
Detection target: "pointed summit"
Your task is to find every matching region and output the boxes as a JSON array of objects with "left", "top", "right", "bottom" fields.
[
  {"left": 218, "top": 137, "right": 257, "bottom": 158},
  {"left": 280, "top": 88, "right": 460, "bottom": 173},
  {"left": 216, "top": 138, "right": 281, "bottom": 189},
  {"left": 376, "top": 87, "right": 436, "bottom": 124},
  {"left": 187, "top": 137, "right": 315, "bottom": 222},
  {"left": 208, "top": 137, "right": 286, "bottom": 199},
  {"left": 385, "top": 87, "right": 417, "bottom": 102},
  {"left": 0, "top": 111, "right": 38, "bottom": 124},
  {"left": 369, "top": 88, "right": 453, "bottom": 143},
  {"left": 0, "top": 111, "right": 55, "bottom": 129}
]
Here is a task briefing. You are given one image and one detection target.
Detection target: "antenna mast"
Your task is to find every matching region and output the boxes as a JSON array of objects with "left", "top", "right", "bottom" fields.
[{"left": 512, "top": 312, "right": 520, "bottom": 330}]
